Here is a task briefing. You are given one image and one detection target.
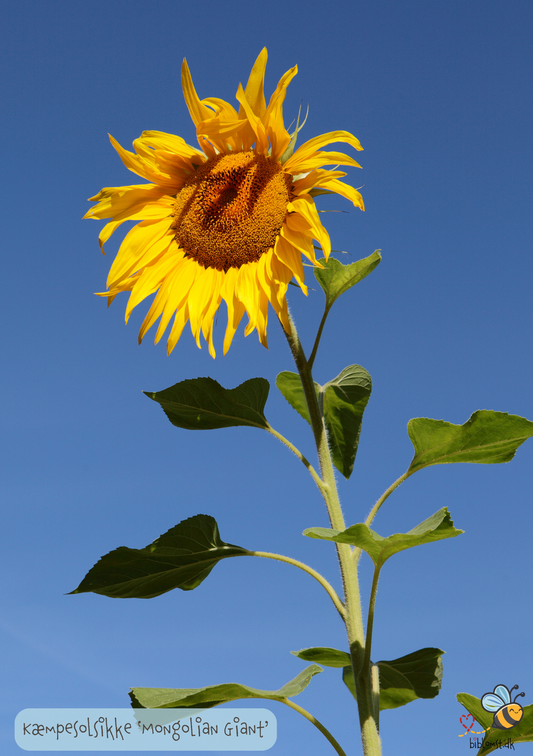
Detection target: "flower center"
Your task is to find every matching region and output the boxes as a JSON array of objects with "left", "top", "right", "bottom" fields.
[{"left": 172, "top": 151, "right": 292, "bottom": 272}]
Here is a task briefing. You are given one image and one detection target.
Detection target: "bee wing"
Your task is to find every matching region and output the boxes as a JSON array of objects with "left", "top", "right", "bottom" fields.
[
  {"left": 481, "top": 693, "right": 505, "bottom": 711},
  {"left": 494, "top": 685, "right": 511, "bottom": 704}
]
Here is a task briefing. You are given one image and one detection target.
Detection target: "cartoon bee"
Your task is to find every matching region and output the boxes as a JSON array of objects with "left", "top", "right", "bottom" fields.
[{"left": 481, "top": 684, "right": 525, "bottom": 730}]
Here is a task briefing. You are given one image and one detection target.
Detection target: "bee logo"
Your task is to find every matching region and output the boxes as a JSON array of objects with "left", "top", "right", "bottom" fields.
[{"left": 481, "top": 684, "right": 525, "bottom": 730}]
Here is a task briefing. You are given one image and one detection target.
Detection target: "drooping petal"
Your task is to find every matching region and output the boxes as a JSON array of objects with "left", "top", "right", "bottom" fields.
[
  {"left": 287, "top": 197, "right": 331, "bottom": 258},
  {"left": 187, "top": 266, "right": 222, "bottom": 348},
  {"left": 279, "top": 223, "right": 321, "bottom": 265},
  {"left": 221, "top": 267, "right": 246, "bottom": 354},
  {"left": 274, "top": 235, "right": 308, "bottom": 294},
  {"left": 85, "top": 184, "right": 169, "bottom": 219},
  {"left": 106, "top": 219, "right": 173, "bottom": 290},
  {"left": 125, "top": 244, "right": 184, "bottom": 322},
  {"left": 97, "top": 220, "right": 125, "bottom": 253},
  {"left": 138, "top": 255, "right": 197, "bottom": 342},
  {"left": 201, "top": 268, "right": 225, "bottom": 357},
  {"left": 285, "top": 130, "right": 363, "bottom": 173},
  {"left": 108, "top": 135, "right": 181, "bottom": 191}
]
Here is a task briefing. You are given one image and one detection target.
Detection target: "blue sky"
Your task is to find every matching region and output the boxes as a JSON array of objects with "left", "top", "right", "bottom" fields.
[{"left": 2, "top": 1, "right": 532, "bottom": 754}]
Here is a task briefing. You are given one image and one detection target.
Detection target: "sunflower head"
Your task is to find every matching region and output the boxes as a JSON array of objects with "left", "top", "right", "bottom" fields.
[{"left": 85, "top": 49, "right": 364, "bottom": 357}]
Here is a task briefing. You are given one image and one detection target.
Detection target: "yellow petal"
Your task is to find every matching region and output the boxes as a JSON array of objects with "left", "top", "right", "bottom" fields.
[
  {"left": 287, "top": 197, "right": 331, "bottom": 258},
  {"left": 235, "top": 84, "right": 269, "bottom": 154},
  {"left": 292, "top": 169, "right": 347, "bottom": 194},
  {"left": 181, "top": 59, "right": 215, "bottom": 127},
  {"left": 274, "top": 236, "right": 308, "bottom": 294},
  {"left": 167, "top": 302, "right": 191, "bottom": 355},
  {"left": 106, "top": 219, "right": 173, "bottom": 290},
  {"left": 264, "top": 66, "right": 298, "bottom": 160},
  {"left": 280, "top": 223, "right": 320, "bottom": 265},
  {"left": 125, "top": 245, "right": 184, "bottom": 322},
  {"left": 97, "top": 220, "right": 125, "bottom": 254},
  {"left": 85, "top": 183, "right": 172, "bottom": 221},
  {"left": 108, "top": 135, "right": 178, "bottom": 190},
  {"left": 285, "top": 130, "right": 363, "bottom": 173},
  {"left": 187, "top": 266, "right": 221, "bottom": 347},
  {"left": 202, "top": 97, "right": 240, "bottom": 120},
  {"left": 239, "top": 48, "right": 268, "bottom": 120},
  {"left": 137, "top": 131, "right": 203, "bottom": 160},
  {"left": 201, "top": 269, "right": 225, "bottom": 358},
  {"left": 289, "top": 150, "right": 362, "bottom": 173},
  {"left": 137, "top": 255, "right": 196, "bottom": 342},
  {"left": 221, "top": 267, "right": 246, "bottom": 354}
]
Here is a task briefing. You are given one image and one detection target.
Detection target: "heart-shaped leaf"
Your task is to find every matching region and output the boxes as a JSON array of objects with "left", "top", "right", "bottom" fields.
[
  {"left": 276, "top": 365, "right": 372, "bottom": 479},
  {"left": 276, "top": 371, "right": 318, "bottom": 425},
  {"left": 304, "top": 508, "right": 462, "bottom": 567},
  {"left": 291, "top": 647, "right": 351, "bottom": 668},
  {"left": 408, "top": 411, "right": 533, "bottom": 473},
  {"left": 457, "top": 693, "right": 533, "bottom": 753},
  {"left": 343, "top": 648, "right": 444, "bottom": 710},
  {"left": 314, "top": 251, "right": 381, "bottom": 310},
  {"left": 70, "top": 515, "right": 249, "bottom": 598},
  {"left": 130, "top": 665, "right": 323, "bottom": 709},
  {"left": 321, "top": 365, "right": 372, "bottom": 478},
  {"left": 145, "top": 377, "right": 270, "bottom": 431}
]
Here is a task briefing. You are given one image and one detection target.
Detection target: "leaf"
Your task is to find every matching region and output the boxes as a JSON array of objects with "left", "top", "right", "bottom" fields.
[
  {"left": 343, "top": 648, "right": 444, "bottom": 710},
  {"left": 276, "top": 365, "right": 372, "bottom": 479},
  {"left": 276, "top": 371, "right": 318, "bottom": 425},
  {"left": 291, "top": 647, "right": 351, "bottom": 668},
  {"left": 457, "top": 693, "right": 533, "bottom": 753},
  {"left": 408, "top": 411, "right": 533, "bottom": 473},
  {"left": 322, "top": 365, "right": 372, "bottom": 478},
  {"left": 145, "top": 377, "right": 270, "bottom": 431},
  {"left": 314, "top": 251, "right": 381, "bottom": 309},
  {"left": 304, "top": 508, "right": 462, "bottom": 568},
  {"left": 70, "top": 515, "right": 249, "bottom": 598},
  {"left": 129, "top": 665, "right": 323, "bottom": 709}
]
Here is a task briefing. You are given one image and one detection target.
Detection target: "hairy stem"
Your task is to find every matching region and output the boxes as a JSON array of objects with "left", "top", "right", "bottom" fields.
[
  {"left": 266, "top": 424, "right": 326, "bottom": 495},
  {"left": 279, "top": 698, "right": 349, "bottom": 756},
  {"left": 283, "top": 313, "right": 382, "bottom": 756},
  {"left": 249, "top": 550, "right": 346, "bottom": 620}
]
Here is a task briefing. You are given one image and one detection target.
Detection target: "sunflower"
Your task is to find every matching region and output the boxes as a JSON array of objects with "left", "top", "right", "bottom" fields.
[{"left": 85, "top": 49, "right": 364, "bottom": 357}]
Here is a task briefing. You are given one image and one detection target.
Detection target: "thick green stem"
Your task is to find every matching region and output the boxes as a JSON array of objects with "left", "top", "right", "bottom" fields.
[
  {"left": 249, "top": 550, "right": 346, "bottom": 620},
  {"left": 278, "top": 698, "right": 348, "bottom": 756},
  {"left": 283, "top": 314, "right": 382, "bottom": 756}
]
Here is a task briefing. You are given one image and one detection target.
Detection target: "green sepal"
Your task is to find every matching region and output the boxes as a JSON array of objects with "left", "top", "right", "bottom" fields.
[
  {"left": 291, "top": 647, "right": 351, "bottom": 668},
  {"left": 343, "top": 648, "right": 444, "bottom": 710},
  {"left": 303, "top": 507, "right": 462, "bottom": 568},
  {"left": 70, "top": 515, "right": 249, "bottom": 598},
  {"left": 314, "top": 251, "right": 381, "bottom": 309},
  {"left": 276, "top": 365, "right": 372, "bottom": 479},
  {"left": 129, "top": 665, "right": 323, "bottom": 709},
  {"left": 408, "top": 410, "right": 533, "bottom": 473},
  {"left": 145, "top": 377, "right": 270, "bottom": 431},
  {"left": 457, "top": 693, "right": 533, "bottom": 753}
]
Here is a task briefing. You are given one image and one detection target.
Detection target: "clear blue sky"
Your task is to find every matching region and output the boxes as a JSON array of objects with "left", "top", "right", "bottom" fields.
[{"left": 2, "top": 1, "right": 532, "bottom": 754}]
